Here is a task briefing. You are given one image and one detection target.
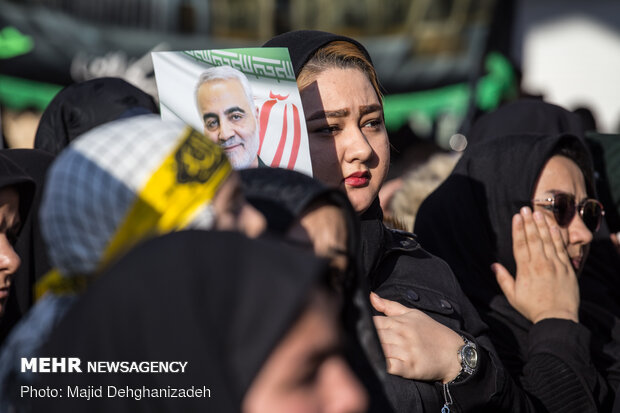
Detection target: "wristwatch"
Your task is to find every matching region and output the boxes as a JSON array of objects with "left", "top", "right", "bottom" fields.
[{"left": 451, "top": 335, "right": 478, "bottom": 383}]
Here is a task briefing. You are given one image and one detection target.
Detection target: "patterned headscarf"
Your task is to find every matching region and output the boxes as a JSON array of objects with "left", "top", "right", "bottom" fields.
[{"left": 37, "top": 114, "right": 231, "bottom": 296}]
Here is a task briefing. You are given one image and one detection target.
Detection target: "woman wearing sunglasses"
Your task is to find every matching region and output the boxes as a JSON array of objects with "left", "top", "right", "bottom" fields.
[{"left": 415, "top": 133, "right": 613, "bottom": 411}]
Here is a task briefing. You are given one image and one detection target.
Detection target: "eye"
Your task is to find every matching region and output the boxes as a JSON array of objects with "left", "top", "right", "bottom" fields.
[
  {"left": 296, "top": 364, "right": 320, "bottom": 387},
  {"left": 229, "top": 112, "right": 244, "bottom": 122},
  {"left": 362, "top": 118, "right": 383, "bottom": 130},
  {"left": 311, "top": 124, "right": 341, "bottom": 136},
  {"left": 205, "top": 119, "right": 219, "bottom": 131}
]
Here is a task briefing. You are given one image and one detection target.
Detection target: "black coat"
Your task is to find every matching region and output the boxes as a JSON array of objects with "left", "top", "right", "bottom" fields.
[{"left": 362, "top": 199, "right": 541, "bottom": 412}]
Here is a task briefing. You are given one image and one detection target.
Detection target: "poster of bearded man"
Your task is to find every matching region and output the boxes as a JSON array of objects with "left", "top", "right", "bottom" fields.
[{"left": 152, "top": 48, "right": 312, "bottom": 175}]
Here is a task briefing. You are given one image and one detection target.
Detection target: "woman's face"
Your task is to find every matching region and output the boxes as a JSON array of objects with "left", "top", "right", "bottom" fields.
[
  {"left": 532, "top": 155, "right": 593, "bottom": 273},
  {"left": 0, "top": 186, "right": 22, "bottom": 318},
  {"left": 212, "top": 172, "right": 266, "bottom": 238},
  {"left": 287, "top": 203, "right": 349, "bottom": 282},
  {"left": 300, "top": 68, "right": 389, "bottom": 214},
  {"left": 242, "top": 289, "right": 367, "bottom": 413}
]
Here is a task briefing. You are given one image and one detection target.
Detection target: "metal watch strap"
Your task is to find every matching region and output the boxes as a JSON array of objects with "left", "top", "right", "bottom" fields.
[{"left": 450, "top": 335, "right": 477, "bottom": 384}]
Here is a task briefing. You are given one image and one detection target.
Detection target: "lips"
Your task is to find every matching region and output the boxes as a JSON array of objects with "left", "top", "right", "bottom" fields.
[
  {"left": 570, "top": 255, "right": 582, "bottom": 271},
  {"left": 344, "top": 171, "right": 370, "bottom": 187},
  {"left": 221, "top": 143, "right": 242, "bottom": 151}
]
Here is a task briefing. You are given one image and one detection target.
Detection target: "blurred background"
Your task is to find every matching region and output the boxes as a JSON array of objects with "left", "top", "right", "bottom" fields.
[{"left": 1, "top": 0, "right": 619, "bottom": 178}]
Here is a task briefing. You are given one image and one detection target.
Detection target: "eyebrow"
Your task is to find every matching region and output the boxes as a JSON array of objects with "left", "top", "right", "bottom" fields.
[
  {"left": 306, "top": 109, "right": 348, "bottom": 122},
  {"left": 202, "top": 106, "right": 247, "bottom": 123},
  {"left": 224, "top": 106, "right": 246, "bottom": 115},
  {"left": 305, "top": 104, "right": 382, "bottom": 122},
  {"left": 359, "top": 104, "right": 383, "bottom": 116},
  {"left": 203, "top": 113, "right": 219, "bottom": 123}
]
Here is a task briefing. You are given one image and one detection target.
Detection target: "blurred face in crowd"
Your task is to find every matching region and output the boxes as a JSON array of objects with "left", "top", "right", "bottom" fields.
[
  {"left": 243, "top": 289, "right": 368, "bottom": 413},
  {"left": 197, "top": 78, "right": 260, "bottom": 169},
  {"left": 0, "top": 186, "right": 21, "bottom": 318},
  {"left": 300, "top": 68, "right": 389, "bottom": 214},
  {"left": 212, "top": 172, "right": 266, "bottom": 238},
  {"left": 532, "top": 155, "right": 593, "bottom": 274},
  {"left": 287, "top": 202, "right": 349, "bottom": 284}
]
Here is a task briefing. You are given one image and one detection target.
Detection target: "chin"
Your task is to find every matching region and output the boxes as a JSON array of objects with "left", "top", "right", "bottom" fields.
[
  {"left": 229, "top": 153, "right": 252, "bottom": 169},
  {"left": 346, "top": 191, "right": 374, "bottom": 215}
]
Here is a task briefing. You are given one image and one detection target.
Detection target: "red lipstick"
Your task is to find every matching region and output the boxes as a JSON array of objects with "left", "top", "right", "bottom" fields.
[{"left": 344, "top": 171, "right": 370, "bottom": 187}]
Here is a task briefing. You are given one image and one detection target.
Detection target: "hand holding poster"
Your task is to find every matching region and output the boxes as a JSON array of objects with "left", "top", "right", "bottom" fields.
[{"left": 152, "top": 48, "right": 312, "bottom": 175}]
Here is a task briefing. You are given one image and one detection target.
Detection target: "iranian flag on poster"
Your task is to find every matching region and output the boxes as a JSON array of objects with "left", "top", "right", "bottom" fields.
[{"left": 152, "top": 48, "right": 312, "bottom": 176}]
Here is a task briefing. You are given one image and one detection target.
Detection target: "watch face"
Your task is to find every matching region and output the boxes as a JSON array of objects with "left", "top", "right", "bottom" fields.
[{"left": 463, "top": 345, "right": 478, "bottom": 369}]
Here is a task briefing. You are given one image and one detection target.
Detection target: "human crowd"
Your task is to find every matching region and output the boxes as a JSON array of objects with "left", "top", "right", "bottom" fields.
[{"left": 0, "top": 29, "right": 618, "bottom": 412}]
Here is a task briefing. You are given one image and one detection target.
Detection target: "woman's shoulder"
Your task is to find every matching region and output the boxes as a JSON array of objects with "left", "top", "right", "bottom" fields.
[{"left": 374, "top": 227, "right": 461, "bottom": 296}]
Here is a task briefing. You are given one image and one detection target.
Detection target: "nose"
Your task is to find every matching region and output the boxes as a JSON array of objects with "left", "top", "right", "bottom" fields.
[
  {"left": 568, "top": 212, "right": 594, "bottom": 247},
  {"left": 218, "top": 119, "right": 235, "bottom": 142},
  {"left": 238, "top": 203, "right": 266, "bottom": 239},
  {"left": 343, "top": 127, "right": 373, "bottom": 165},
  {"left": 0, "top": 234, "right": 20, "bottom": 285},
  {"left": 321, "top": 357, "right": 368, "bottom": 413}
]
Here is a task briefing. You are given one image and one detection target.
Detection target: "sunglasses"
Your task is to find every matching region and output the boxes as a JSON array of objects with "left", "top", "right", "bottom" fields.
[{"left": 532, "top": 192, "right": 605, "bottom": 233}]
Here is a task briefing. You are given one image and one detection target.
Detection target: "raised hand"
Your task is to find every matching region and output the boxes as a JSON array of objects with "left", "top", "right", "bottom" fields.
[{"left": 493, "top": 207, "right": 579, "bottom": 323}]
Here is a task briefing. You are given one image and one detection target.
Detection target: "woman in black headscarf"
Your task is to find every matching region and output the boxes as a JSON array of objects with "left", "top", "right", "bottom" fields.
[
  {"left": 33, "top": 77, "right": 158, "bottom": 156},
  {"left": 241, "top": 167, "right": 393, "bottom": 411},
  {"left": 264, "top": 30, "right": 535, "bottom": 412},
  {"left": 415, "top": 133, "right": 613, "bottom": 411},
  {"left": 463, "top": 98, "right": 620, "bottom": 392},
  {"left": 240, "top": 167, "right": 358, "bottom": 290},
  {"left": 0, "top": 149, "right": 54, "bottom": 343},
  {"left": 0, "top": 150, "right": 41, "bottom": 342},
  {"left": 32, "top": 230, "right": 367, "bottom": 413}
]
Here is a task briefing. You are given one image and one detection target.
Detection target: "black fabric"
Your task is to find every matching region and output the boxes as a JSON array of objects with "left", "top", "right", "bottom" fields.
[
  {"left": 586, "top": 133, "right": 620, "bottom": 232},
  {"left": 0, "top": 149, "right": 53, "bottom": 344},
  {"left": 240, "top": 167, "right": 394, "bottom": 412},
  {"left": 33, "top": 77, "right": 158, "bottom": 156},
  {"left": 0, "top": 151, "right": 35, "bottom": 225},
  {"left": 240, "top": 167, "right": 355, "bottom": 235},
  {"left": 468, "top": 98, "right": 586, "bottom": 145},
  {"left": 32, "top": 230, "right": 328, "bottom": 412},
  {"left": 0, "top": 151, "right": 37, "bottom": 343},
  {"left": 262, "top": 30, "right": 373, "bottom": 78},
  {"left": 415, "top": 133, "right": 613, "bottom": 411}
]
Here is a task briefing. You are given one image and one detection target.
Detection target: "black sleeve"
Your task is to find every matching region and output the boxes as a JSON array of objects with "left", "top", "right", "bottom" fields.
[
  {"left": 522, "top": 318, "right": 612, "bottom": 412},
  {"left": 451, "top": 314, "right": 612, "bottom": 412},
  {"left": 443, "top": 276, "right": 604, "bottom": 412}
]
